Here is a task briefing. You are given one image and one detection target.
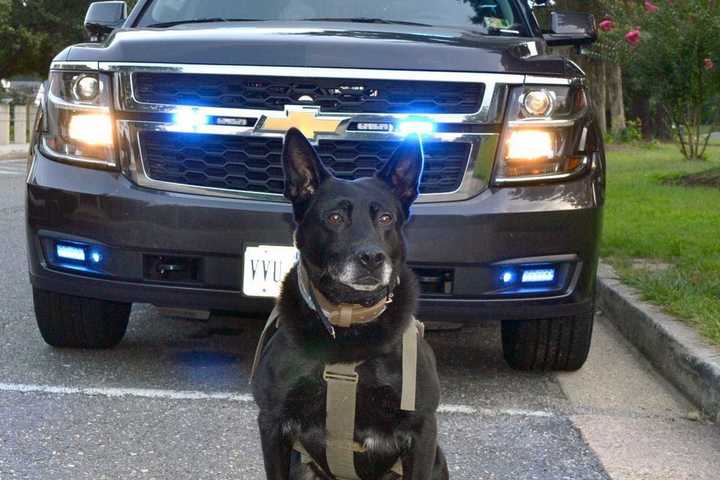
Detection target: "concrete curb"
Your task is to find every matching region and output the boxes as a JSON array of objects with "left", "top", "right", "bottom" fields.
[{"left": 597, "top": 262, "right": 720, "bottom": 421}]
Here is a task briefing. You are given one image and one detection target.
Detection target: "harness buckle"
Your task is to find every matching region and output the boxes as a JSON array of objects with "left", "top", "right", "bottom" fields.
[{"left": 323, "top": 367, "right": 359, "bottom": 384}]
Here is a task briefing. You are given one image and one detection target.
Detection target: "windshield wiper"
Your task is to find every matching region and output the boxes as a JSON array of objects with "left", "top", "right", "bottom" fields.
[
  {"left": 146, "top": 18, "right": 263, "bottom": 28},
  {"left": 301, "top": 17, "right": 433, "bottom": 27}
]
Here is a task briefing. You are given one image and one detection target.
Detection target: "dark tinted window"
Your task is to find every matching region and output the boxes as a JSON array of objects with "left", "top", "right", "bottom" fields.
[{"left": 137, "top": 0, "right": 526, "bottom": 34}]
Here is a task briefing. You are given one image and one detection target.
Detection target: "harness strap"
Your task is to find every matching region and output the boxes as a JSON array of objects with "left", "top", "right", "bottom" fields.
[
  {"left": 324, "top": 362, "right": 363, "bottom": 479},
  {"left": 401, "top": 320, "right": 420, "bottom": 412},
  {"left": 316, "top": 319, "right": 422, "bottom": 479},
  {"left": 249, "top": 305, "right": 281, "bottom": 384},
  {"left": 250, "top": 306, "right": 425, "bottom": 478}
]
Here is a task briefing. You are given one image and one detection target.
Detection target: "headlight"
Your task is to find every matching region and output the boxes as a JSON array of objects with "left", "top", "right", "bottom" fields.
[
  {"left": 72, "top": 75, "right": 101, "bottom": 103},
  {"left": 506, "top": 130, "right": 555, "bottom": 161},
  {"left": 495, "top": 85, "right": 589, "bottom": 183},
  {"left": 41, "top": 71, "right": 116, "bottom": 168},
  {"left": 68, "top": 114, "right": 114, "bottom": 146},
  {"left": 522, "top": 90, "right": 554, "bottom": 117}
]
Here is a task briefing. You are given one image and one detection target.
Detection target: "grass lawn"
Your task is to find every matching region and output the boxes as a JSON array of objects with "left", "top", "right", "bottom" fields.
[{"left": 602, "top": 142, "right": 720, "bottom": 345}]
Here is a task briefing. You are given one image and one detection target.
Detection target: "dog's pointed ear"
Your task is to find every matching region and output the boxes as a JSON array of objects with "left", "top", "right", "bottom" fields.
[
  {"left": 377, "top": 133, "right": 424, "bottom": 216},
  {"left": 283, "top": 128, "right": 331, "bottom": 217}
]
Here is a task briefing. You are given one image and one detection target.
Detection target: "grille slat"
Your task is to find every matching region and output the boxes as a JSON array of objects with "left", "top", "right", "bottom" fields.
[
  {"left": 140, "top": 132, "right": 469, "bottom": 196},
  {"left": 133, "top": 73, "right": 484, "bottom": 114}
]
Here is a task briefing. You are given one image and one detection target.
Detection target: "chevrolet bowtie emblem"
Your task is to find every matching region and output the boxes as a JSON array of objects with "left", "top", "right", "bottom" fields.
[{"left": 260, "top": 108, "right": 342, "bottom": 140}]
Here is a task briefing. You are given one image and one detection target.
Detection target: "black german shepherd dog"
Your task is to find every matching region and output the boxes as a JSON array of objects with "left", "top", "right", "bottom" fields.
[{"left": 252, "top": 128, "right": 448, "bottom": 480}]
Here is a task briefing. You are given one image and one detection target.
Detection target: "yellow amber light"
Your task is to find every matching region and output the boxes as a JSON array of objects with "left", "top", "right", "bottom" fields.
[
  {"left": 68, "top": 113, "right": 113, "bottom": 146},
  {"left": 505, "top": 130, "right": 555, "bottom": 161}
]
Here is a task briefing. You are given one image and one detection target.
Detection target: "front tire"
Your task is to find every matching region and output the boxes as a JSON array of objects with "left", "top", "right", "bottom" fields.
[
  {"left": 501, "top": 310, "right": 594, "bottom": 371},
  {"left": 33, "top": 288, "right": 131, "bottom": 349}
]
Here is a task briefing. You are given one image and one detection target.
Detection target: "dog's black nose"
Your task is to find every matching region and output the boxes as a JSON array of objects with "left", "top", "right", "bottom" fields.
[{"left": 358, "top": 250, "right": 386, "bottom": 271}]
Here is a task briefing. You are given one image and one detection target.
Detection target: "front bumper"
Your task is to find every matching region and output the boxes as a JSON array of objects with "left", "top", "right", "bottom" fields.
[{"left": 27, "top": 148, "right": 603, "bottom": 321}]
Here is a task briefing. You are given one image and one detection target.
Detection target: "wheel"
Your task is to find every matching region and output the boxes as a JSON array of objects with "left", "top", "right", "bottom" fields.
[
  {"left": 501, "top": 310, "right": 594, "bottom": 371},
  {"left": 33, "top": 287, "right": 131, "bottom": 349}
]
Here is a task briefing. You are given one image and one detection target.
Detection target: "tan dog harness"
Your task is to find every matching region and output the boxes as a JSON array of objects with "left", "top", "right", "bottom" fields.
[{"left": 250, "top": 263, "right": 424, "bottom": 479}]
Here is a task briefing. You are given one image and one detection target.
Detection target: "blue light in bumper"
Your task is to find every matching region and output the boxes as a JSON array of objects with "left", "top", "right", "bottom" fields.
[
  {"left": 397, "top": 118, "right": 435, "bottom": 136},
  {"left": 51, "top": 240, "right": 106, "bottom": 274},
  {"left": 56, "top": 243, "right": 86, "bottom": 262},
  {"left": 493, "top": 261, "right": 569, "bottom": 296},
  {"left": 501, "top": 270, "right": 516, "bottom": 284},
  {"left": 521, "top": 268, "right": 556, "bottom": 284},
  {"left": 90, "top": 251, "right": 102, "bottom": 264}
]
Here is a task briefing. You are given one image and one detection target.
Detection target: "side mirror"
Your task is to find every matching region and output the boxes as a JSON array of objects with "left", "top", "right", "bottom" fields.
[
  {"left": 543, "top": 11, "right": 598, "bottom": 48},
  {"left": 84, "top": 1, "right": 128, "bottom": 42}
]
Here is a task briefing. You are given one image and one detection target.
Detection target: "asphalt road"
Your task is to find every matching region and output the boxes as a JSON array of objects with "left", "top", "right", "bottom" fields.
[{"left": 1, "top": 157, "right": 719, "bottom": 479}]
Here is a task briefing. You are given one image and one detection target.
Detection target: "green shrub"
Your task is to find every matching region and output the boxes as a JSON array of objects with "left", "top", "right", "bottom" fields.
[
  {"left": 606, "top": 119, "right": 644, "bottom": 144},
  {"left": 599, "top": 0, "right": 720, "bottom": 160}
]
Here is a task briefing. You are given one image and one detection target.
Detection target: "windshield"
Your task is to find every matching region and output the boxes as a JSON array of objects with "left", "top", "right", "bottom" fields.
[{"left": 136, "top": 0, "right": 526, "bottom": 34}]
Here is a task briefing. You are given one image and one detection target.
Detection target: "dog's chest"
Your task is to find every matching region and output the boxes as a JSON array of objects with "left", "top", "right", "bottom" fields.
[{"left": 283, "top": 359, "right": 410, "bottom": 455}]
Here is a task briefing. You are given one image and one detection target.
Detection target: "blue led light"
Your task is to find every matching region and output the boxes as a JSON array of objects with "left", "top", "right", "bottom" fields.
[
  {"left": 397, "top": 118, "right": 435, "bottom": 136},
  {"left": 521, "top": 269, "right": 556, "bottom": 283},
  {"left": 501, "top": 270, "right": 516, "bottom": 284},
  {"left": 172, "top": 108, "right": 209, "bottom": 131},
  {"left": 90, "top": 251, "right": 102, "bottom": 263},
  {"left": 56, "top": 244, "right": 86, "bottom": 262}
]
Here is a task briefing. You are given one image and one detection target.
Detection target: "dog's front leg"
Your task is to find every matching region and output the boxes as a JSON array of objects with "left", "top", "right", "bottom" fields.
[
  {"left": 401, "top": 414, "right": 439, "bottom": 480},
  {"left": 258, "top": 410, "right": 292, "bottom": 479}
]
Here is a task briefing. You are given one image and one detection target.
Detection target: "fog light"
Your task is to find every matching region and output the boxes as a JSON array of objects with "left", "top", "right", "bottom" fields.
[
  {"left": 521, "top": 268, "right": 556, "bottom": 283},
  {"left": 56, "top": 243, "right": 86, "bottom": 262},
  {"left": 501, "top": 270, "right": 516, "bottom": 284},
  {"left": 505, "top": 130, "right": 554, "bottom": 161},
  {"left": 68, "top": 113, "right": 114, "bottom": 146},
  {"left": 90, "top": 251, "right": 102, "bottom": 263}
]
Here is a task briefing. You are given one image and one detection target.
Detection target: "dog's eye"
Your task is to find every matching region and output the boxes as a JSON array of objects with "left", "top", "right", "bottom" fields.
[
  {"left": 378, "top": 213, "right": 394, "bottom": 225},
  {"left": 327, "top": 213, "right": 344, "bottom": 225}
]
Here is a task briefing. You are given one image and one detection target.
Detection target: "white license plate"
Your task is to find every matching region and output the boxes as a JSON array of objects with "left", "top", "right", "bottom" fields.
[{"left": 243, "top": 245, "right": 299, "bottom": 297}]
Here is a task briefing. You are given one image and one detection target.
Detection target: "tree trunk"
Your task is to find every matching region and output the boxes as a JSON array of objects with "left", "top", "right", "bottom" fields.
[
  {"left": 630, "top": 95, "right": 653, "bottom": 140},
  {"left": 652, "top": 107, "right": 673, "bottom": 141},
  {"left": 607, "top": 64, "right": 626, "bottom": 134},
  {"left": 584, "top": 58, "right": 608, "bottom": 137}
]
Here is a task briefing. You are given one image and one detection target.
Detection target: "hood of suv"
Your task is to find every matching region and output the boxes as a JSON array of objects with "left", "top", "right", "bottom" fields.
[{"left": 61, "top": 21, "right": 579, "bottom": 77}]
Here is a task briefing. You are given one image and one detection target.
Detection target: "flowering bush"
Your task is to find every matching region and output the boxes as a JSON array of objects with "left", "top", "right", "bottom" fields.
[{"left": 599, "top": 0, "right": 720, "bottom": 160}]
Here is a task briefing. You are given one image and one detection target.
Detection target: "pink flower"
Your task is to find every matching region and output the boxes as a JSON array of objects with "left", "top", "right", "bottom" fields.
[
  {"left": 705, "top": 58, "right": 716, "bottom": 71},
  {"left": 644, "top": 1, "right": 659, "bottom": 13},
  {"left": 599, "top": 19, "right": 615, "bottom": 32},
  {"left": 625, "top": 29, "right": 641, "bottom": 45}
]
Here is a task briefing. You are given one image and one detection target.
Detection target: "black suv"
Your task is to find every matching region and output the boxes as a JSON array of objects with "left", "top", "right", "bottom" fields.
[{"left": 27, "top": 0, "right": 604, "bottom": 370}]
